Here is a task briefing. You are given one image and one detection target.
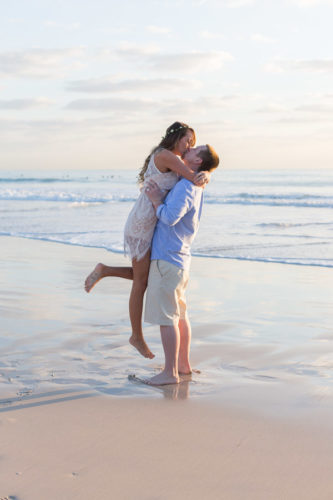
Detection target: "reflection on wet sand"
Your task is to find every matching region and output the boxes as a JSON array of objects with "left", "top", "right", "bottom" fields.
[{"left": 128, "top": 373, "right": 191, "bottom": 400}]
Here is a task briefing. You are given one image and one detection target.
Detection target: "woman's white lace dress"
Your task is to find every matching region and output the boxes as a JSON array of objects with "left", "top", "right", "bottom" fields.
[{"left": 124, "top": 152, "right": 178, "bottom": 261}]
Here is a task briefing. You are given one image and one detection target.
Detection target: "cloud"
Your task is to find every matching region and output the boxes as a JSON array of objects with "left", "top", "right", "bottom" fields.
[
  {"left": 255, "top": 97, "right": 333, "bottom": 124},
  {"left": 66, "top": 76, "right": 201, "bottom": 93},
  {"left": 251, "top": 33, "right": 276, "bottom": 43},
  {"left": 0, "top": 45, "right": 231, "bottom": 82},
  {"left": 146, "top": 25, "right": 171, "bottom": 34},
  {"left": 0, "top": 48, "right": 85, "bottom": 78},
  {"left": 153, "top": 0, "right": 253, "bottom": 6},
  {"left": 65, "top": 97, "right": 157, "bottom": 113},
  {"left": 7, "top": 17, "right": 25, "bottom": 23},
  {"left": 223, "top": 0, "right": 254, "bottom": 5},
  {"left": 294, "top": 104, "right": 333, "bottom": 113},
  {"left": 198, "top": 95, "right": 239, "bottom": 107},
  {"left": 254, "top": 93, "right": 333, "bottom": 120},
  {"left": 155, "top": 95, "right": 239, "bottom": 117},
  {"left": 115, "top": 42, "right": 160, "bottom": 58},
  {"left": 0, "top": 117, "right": 71, "bottom": 133},
  {"left": 274, "top": 115, "right": 333, "bottom": 123},
  {"left": 256, "top": 103, "right": 288, "bottom": 113},
  {"left": 89, "top": 42, "right": 160, "bottom": 64},
  {"left": 0, "top": 97, "right": 52, "bottom": 109},
  {"left": 200, "top": 31, "right": 224, "bottom": 40},
  {"left": 195, "top": 0, "right": 254, "bottom": 5},
  {"left": 288, "top": 0, "right": 333, "bottom": 5},
  {"left": 100, "top": 45, "right": 232, "bottom": 74},
  {"left": 265, "top": 59, "right": 333, "bottom": 73},
  {"left": 0, "top": 115, "right": 145, "bottom": 136},
  {"left": 148, "top": 51, "right": 233, "bottom": 73},
  {"left": 65, "top": 93, "right": 239, "bottom": 118},
  {"left": 44, "top": 21, "right": 80, "bottom": 30}
]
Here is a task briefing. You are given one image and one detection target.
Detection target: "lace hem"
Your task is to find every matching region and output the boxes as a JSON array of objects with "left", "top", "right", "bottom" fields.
[{"left": 124, "top": 236, "right": 151, "bottom": 261}]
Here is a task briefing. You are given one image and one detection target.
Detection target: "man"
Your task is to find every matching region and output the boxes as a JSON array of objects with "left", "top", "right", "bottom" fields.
[{"left": 143, "top": 144, "right": 220, "bottom": 385}]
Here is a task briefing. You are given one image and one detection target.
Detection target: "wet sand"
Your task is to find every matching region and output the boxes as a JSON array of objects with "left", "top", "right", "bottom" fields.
[{"left": 1, "top": 236, "right": 333, "bottom": 499}]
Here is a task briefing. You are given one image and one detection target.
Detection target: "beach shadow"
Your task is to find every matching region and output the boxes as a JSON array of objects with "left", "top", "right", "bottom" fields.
[
  {"left": 0, "top": 388, "right": 98, "bottom": 413},
  {"left": 0, "top": 372, "right": 195, "bottom": 413},
  {"left": 0, "top": 387, "right": 81, "bottom": 405}
]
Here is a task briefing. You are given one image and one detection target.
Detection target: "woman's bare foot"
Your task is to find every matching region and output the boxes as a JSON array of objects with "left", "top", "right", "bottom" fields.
[
  {"left": 129, "top": 336, "right": 155, "bottom": 359},
  {"left": 84, "top": 263, "right": 105, "bottom": 293},
  {"left": 146, "top": 371, "right": 179, "bottom": 386}
]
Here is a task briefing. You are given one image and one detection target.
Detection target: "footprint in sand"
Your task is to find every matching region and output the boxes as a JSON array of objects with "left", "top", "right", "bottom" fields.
[{"left": 65, "top": 472, "right": 79, "bottom": 479}]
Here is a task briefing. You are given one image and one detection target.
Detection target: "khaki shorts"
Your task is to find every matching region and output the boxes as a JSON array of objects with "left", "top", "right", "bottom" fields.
[{"left": 144, "top": 260, "right": 189, "bottom": 326}]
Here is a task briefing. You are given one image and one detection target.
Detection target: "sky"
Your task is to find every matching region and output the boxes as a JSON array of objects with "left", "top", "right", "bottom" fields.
[{"left": 1, "top": 0, "right": 333, "bottom": 170}]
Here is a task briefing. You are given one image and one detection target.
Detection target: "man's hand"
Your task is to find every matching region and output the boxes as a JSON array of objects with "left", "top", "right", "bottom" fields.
[{"left": 144, "top": 179, "right": 165, "bottom": 211}]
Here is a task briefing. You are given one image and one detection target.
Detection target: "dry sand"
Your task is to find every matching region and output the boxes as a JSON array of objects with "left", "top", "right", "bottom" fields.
[
  {"left": 1, "top": 395, "right": 333, "bottom": 500},
  {"left": 1, "top": 236, "right": 333, "bottom": 499}
]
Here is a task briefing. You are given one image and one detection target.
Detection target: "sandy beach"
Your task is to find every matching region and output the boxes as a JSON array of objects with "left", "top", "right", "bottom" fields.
[{"left": 1, "top": 236, "right": 333, "bottom": 499}]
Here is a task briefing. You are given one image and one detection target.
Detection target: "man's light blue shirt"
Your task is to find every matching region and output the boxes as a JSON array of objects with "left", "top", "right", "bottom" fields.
[{"left": 150, "top": 178, "right": 203, "bottom": 271}]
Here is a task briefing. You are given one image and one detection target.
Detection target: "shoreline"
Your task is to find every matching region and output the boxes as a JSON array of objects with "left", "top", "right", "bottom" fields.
[
  {"left": 2, "top": 233, "right": 332, "bottom": 269},
  {"left": 1, "top": 235, "right": 332, "bottom": 415}
]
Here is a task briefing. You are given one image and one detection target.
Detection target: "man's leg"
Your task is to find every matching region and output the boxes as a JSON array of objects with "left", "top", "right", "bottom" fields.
[
  {"left": 178, "top": 315, "right": 192, "bottom": 375},
  {"left": 147, "top": 323, "right": 180, "bottom": 385}
]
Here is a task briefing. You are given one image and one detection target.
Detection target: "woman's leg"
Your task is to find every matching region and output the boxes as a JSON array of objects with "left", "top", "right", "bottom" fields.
[
  {"left": 85, "top": 263, "right": 133, "bottom": 292},
  {"left": 129, "top": 251, "right": 154, "bottom": 359},
  {"left": 84, "top": 252, "right": 154, "bottom": 359}
]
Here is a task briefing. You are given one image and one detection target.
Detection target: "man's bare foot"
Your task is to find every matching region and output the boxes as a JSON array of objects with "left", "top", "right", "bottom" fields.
[
  {"left": 179, "top": 372, "right": 192, "bottom": 382},
  {"left": 129, "top": 336, "right": 155, "bottom": 359},
  {"left": 146, "top": 371, "right": 179, "bottom": 386},
  {"left": 84, "top": 263, "right": 105, "bottom": 293}
]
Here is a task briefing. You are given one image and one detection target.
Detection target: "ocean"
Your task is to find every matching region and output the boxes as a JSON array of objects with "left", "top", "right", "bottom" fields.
[{"left": 1, "top": 168, "right": 332, "bottom": 268}]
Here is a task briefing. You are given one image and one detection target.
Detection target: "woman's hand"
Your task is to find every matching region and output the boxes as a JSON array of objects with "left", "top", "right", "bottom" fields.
[
  {"left": 145, "top": 179, "right": 165, "bottom": 210},
  {"left": 193, "top": 171, "right": 211, "bottom": 187}
]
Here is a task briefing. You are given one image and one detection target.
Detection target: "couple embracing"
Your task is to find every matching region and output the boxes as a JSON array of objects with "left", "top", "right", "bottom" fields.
[{"left": 85, "top": 122, "right": 219, "bottom": 386}]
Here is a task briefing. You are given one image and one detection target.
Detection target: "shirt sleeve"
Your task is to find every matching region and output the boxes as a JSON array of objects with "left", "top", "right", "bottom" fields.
[{"left": 156, "top": 180, "right": 197, "bottom": 226}]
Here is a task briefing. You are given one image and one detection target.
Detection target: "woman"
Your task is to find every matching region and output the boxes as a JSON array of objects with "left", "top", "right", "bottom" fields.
[{"left": 84, "top": 122, "right": 209, "bottom": 359}]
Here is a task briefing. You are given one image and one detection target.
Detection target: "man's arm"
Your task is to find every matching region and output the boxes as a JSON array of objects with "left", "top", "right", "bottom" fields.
[{"left": 145, "top": 179, "right": 196, "bottom": 227}]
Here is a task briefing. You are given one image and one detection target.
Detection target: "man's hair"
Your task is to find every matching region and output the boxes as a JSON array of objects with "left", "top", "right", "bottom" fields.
[{"left": 197, "top": 145, "right": 220, "bottom": 172}]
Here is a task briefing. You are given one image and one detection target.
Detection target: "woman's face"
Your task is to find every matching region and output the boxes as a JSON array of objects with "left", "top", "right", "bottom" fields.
[{"left": 176, "top": 130, "right": 195, "bottom": 156}]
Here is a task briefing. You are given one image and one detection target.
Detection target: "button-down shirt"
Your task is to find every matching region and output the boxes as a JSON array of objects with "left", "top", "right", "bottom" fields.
[{"left": 151, "top": 178, "right": 203, "bottom": 271}]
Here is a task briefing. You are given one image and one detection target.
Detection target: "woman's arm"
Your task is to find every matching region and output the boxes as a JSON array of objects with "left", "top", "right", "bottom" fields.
[{"left": 154, "top": 149, "right": 209, "bottom": 187}]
